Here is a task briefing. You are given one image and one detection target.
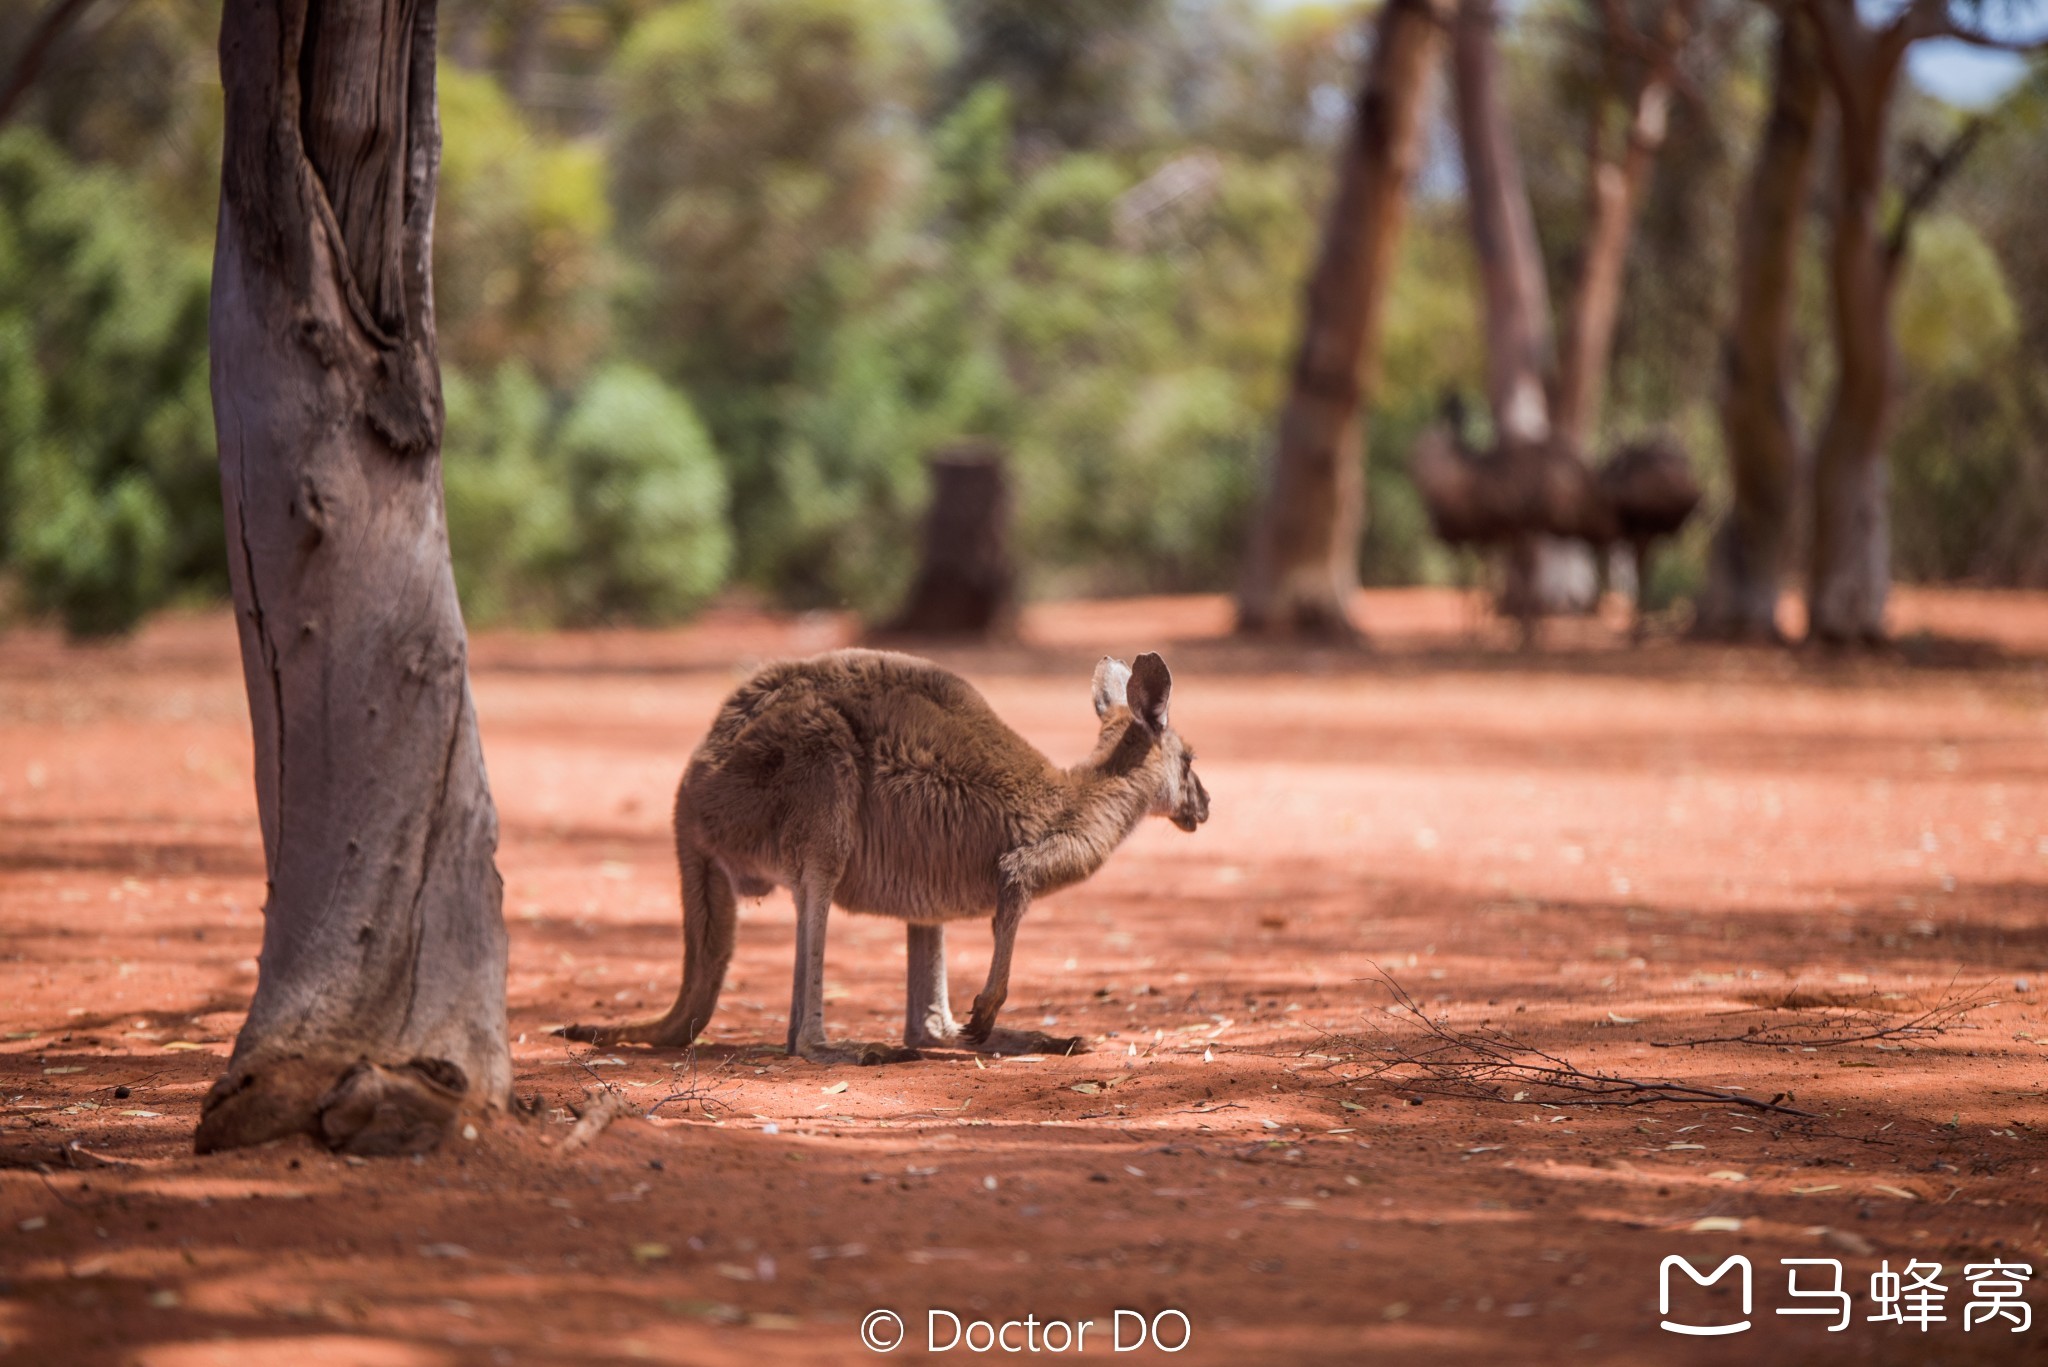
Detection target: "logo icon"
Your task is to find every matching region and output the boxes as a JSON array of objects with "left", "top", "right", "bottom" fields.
[{"left": 1661, "top": 1255, "right": 1753, "bottom": 1336}]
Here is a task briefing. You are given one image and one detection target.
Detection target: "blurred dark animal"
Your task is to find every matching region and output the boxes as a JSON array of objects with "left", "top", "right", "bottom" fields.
[
  {"left": 1595, "top": 436, "right": 1702, "bottom": 641},
  {"left": 1409, "top": 393, "right": 1526, "bottom": 550},
  {"left": 1413, "top": 395, "right": 1700, "bottom": 642},
  {"left": 1412, "top": 394, "right": 1608, "bottom": 639}
]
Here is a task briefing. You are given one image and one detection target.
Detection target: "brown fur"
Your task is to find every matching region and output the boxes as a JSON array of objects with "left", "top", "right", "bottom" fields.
[{"left": 559, "top": 649, "right": 1208, "bottom": 1062}]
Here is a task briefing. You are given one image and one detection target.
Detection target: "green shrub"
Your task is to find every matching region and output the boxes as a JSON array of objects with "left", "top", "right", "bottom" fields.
[
  {"left": 0, "top": 129, "right": 216, "bottom": 636},
  {"left": 441, "top": 364, "right": 574, "bottom": 625},
  {"left": 552, "top": 365, "right": 734, "bottom": 623},
  {"left": 442, "top": 362, "right": 735, "bottom": 626}
]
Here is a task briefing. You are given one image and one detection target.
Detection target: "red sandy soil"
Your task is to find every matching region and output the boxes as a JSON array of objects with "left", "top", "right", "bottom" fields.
[{"left": 3, "top": 587, "right": 2047, "bottom": 1366}]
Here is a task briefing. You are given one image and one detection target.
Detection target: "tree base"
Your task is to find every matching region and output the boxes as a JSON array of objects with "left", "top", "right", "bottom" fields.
[
  {"left": 1234, "top": 597, "right": 1366, "bottom": 644},
  {"left": 1690, "top": 620, "right": 1788, "bottom": 647},
  {"left": 196, "top": 1053, "right": 471, "bottom": 1156},
  {"left": 1802, "top": 625, "right": 1889, "bottom": 651}
]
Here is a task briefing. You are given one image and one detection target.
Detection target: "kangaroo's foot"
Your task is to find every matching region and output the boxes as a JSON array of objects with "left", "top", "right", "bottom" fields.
[
  {"left": 789, "top": 1034, "right": 922, "bottom": 1067},
  {"left": 553, "top": 1018, "right": 698, "bottom": 1048},
  {"left": 907, "top": 1017, "right": 1083, "bottom": 1056},
  {"left": 904, "top": 1012, "right": 962, "bottom": 1052},
  {"left": 979, "top": 1026, "right": 1088, "bottom": 1057}
]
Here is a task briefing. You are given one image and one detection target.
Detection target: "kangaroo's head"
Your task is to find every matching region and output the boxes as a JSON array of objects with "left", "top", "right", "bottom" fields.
[{"left": 1091, "top": 653, "right": 1209, "bottom": 832}]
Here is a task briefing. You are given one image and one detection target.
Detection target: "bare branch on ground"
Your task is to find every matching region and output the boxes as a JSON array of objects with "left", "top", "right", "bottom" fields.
[
  {"left": 1652, "top": 974, "right": 1998, "bottom": 1050},
  {"left": 1324, "top": 968, "right": 1819, "bottom": 1119}
]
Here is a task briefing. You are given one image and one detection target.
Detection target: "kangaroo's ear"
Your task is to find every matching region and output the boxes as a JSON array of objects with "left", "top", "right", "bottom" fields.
[
  {"left": 1125, "top": 653, "right": 1171, "bottom": 736},
  {"left": 1091, "top": 657, "right": 1132, "bottom": 720}
]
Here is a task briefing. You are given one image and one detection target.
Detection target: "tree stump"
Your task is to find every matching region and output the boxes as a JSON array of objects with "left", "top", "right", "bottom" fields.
[{"left": 880, "top": 444, "right": 1018, "bottom": 638}]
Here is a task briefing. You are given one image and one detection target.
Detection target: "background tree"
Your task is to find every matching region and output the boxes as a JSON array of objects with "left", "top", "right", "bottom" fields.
[
  {"left": 1888, "top": 62, "right": 2046, "bottom": 587},
  {"left": 1801, "top": 0, "right": 2040, "bottom": 644},
  {"left": 4, "top": 0, "right": 2043, "bottom": 642},
  {"left": 1694, "top": 7, "right": 1825, "bottom": 641},
  {"left": 1550, "top": 0, "right": 1699, "bottom": 456},
  {"left": 1236, "top": 0, "right": 1448, "bottom": 639},
  {"left": 1449, "top": 0, "right": 1589, "bottom": 622},
  {"left": 1452, "top": 0, "right": 1555, "bottom": 460},
  {"left": 198, "top": 0, "right": 509, "bottom": 1155},
  {"left": 1447, "top": 0, "right": 1709, "bottom": 625}
]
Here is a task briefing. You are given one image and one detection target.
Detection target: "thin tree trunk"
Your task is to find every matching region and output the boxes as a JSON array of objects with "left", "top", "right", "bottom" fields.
[
  {"left": 199, "top": 0, "right": 509, "bottom": 1155},
  {"left": 1451, "top": 0, "right": 1552, "bottom": 449},
  {"left": 1804, "top": 2, "right": 1907, "bottom": 646},
  {"left": 1550, "top": 0, "right": 1695, "bottom": 456},
  {"left": 1451, "top": 0, "right": 1597, "bottom": 622},
  {"left": 1696, "top": 9, "right": 1823, "bottom": 642},
  {"left": 1236, "top": 0, "right": 1447, "bottom": 638}
]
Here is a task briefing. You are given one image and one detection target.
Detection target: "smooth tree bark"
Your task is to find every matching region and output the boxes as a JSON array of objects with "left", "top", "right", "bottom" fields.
[
  {"left": 1550, "top": 0, "right": 1698, "bottom": 456},
  {"left": 200, "top": 0, "right": 510, "bottom": 1155},
  {"left": 1802, "top": 0, "right": 2035, "bottom": 643},
  {"left": 1235, "top": 0, "right": 1448, "bottom": 638},
  {"left": 1695, "top": 8, "right": 1824, "bottom": 641}
]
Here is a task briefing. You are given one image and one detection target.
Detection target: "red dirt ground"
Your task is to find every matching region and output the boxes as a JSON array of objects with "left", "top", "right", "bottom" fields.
[{"left": 3, "top": 587, "right": 2047, "bottom": 1366}]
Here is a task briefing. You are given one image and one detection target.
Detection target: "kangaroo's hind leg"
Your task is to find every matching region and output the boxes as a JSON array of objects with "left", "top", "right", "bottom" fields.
[
  {"left": 904, "top": 922, "right": 959, "bottom": 1050},
  {"left": 557, "top": 836, "right": 737, "bottom": 1049},
  {"left": 783, "top": 863, "right": 918, "bottom": 1066},
  {"left": 778, "top": 748, "right": 917, "bottom": 1067}
]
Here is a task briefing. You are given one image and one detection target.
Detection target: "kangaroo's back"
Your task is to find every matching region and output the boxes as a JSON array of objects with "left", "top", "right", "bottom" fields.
[{"left": 684, "top": 650, "right": 1060, "bottom": 920}]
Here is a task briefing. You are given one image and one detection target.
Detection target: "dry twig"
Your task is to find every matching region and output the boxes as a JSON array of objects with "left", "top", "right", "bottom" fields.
[
  {"left": 1338, "top": 969, "right": 1817, "bottom": 1119},
  {"left": 641, "top": 1051, "right": 738, "bottom": 1121},
  {"left": 1652, "top": 974, "right": 1997, "bottom": 1050}
]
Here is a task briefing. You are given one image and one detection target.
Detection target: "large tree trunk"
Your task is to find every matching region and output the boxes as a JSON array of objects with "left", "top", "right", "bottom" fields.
[
  {"left": 1235, "top": 0, "right": 1447, "bottom": 638},
  {"left": 1804, "top": 2, "right": 1908, "bottom": 646},
  {"left": 199, "top": 0, "right": 509, "bottom": 1155},
  {"left": 1549, "top": 0, "right": 1695, "bottom": 456},
  {"left": 1451, "top": 0, "right": 1595, "bottom": 621},
  {"left": 1696, "top": 9, "right": 1824, "bottom": 642}
]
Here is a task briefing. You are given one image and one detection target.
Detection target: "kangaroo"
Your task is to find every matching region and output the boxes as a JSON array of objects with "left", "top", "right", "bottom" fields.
[{"left": 559, "top": 649, "right": 1209, "bottom": 1063}]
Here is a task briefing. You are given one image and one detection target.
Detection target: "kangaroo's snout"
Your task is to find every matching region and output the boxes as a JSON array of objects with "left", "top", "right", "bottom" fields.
[{"left": 1172, "top": 768, "right": 1210, "bottom": 832}]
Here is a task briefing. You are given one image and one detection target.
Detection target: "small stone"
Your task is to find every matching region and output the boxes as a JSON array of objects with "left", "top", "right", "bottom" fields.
[{"left": 113, "top": 1086, "right": 131, "bottom": 1100}]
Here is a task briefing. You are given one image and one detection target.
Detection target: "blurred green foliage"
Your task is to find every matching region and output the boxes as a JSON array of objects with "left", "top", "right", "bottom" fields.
[
  {"left": 0, "top": 0, "right": 2041, "bottom": 637},
  {"left": 1889, "top": 66, "right": 2048, "bottom": 587},
  {"left": 0, "top": 129, "right": 215, "bottom": 635},
  {"left": 437, "top": 68, "right": 614, "bottom": 384},
  {"left": 442, "top": 361, "right": 732, "bottom": 624}
]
